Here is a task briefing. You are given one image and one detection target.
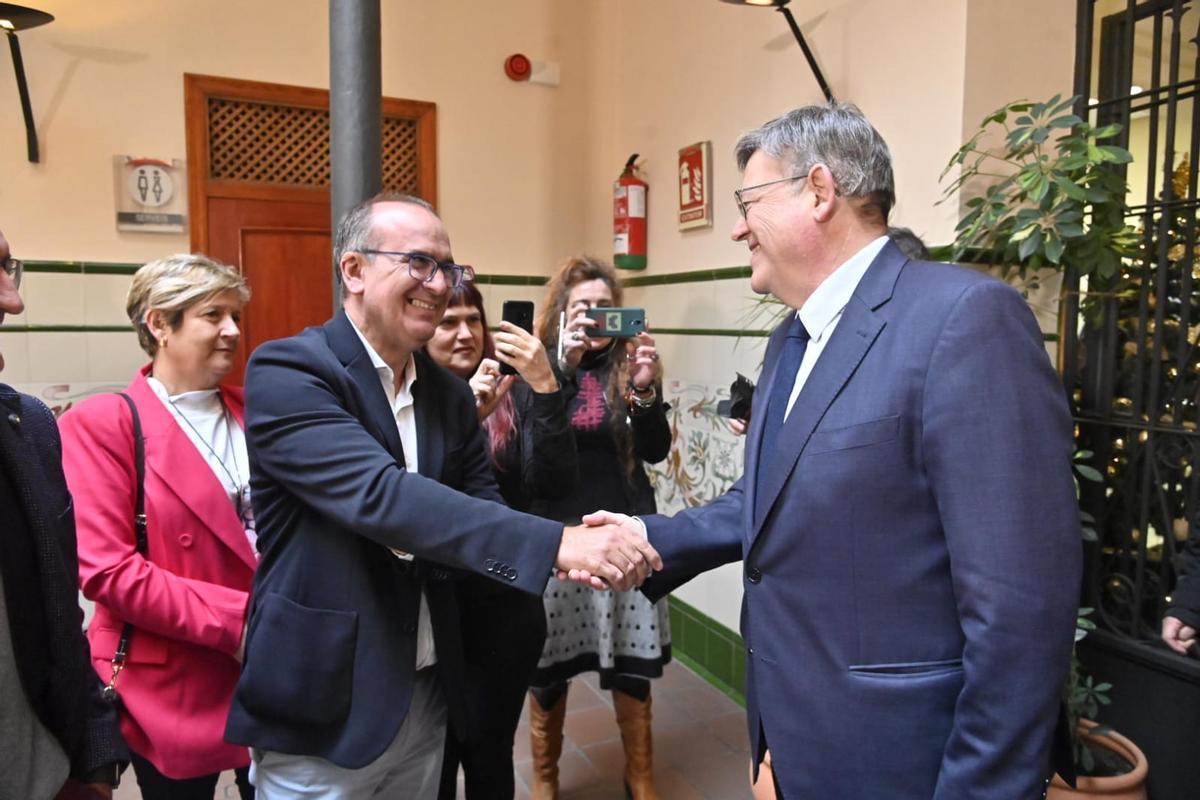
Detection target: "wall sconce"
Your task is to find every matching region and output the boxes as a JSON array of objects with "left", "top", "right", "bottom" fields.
[
  {"left": 0, "top": 3, "right": 53, "bottom": 163},
  {"left": 719, "top": 0, "right": 835, "bottom": 103}
]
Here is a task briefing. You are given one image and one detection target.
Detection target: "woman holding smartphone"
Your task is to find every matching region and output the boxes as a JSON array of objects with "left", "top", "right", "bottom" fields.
[
  {"left": 527, "top": 255, "right": 671, "bottom": 800},
  {"left": 424, "top": 281, "right": 578, "bottom": 799}
]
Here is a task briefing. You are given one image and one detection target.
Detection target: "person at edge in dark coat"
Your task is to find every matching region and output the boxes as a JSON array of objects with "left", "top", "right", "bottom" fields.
[{"left": 0, "top": 227, "right": 129, "bottom": 800}]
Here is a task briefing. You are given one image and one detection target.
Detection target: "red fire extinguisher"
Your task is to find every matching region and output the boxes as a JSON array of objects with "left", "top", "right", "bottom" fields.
[{"left": 613, "top": 154, "right": 647, "bottom": 270}]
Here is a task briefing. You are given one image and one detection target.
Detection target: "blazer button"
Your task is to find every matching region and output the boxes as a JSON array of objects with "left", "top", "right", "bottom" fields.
[
  {"left": 403, "top": 622, "right": 417, "bottom": 633},
  {"left": 505, "top": 568, "right": 518, "bottom": 581},
  {"left": 6, "top": 412, "right": 20, "bottom": 429},
  {"left": 485, "top": 558, "right": 496, "bottom": 570},
  {"left": 747, "top": 567, "right": 762, "bottom": 584},
  {"left": 178, "top": 533, "right": 194, "bottom": 548}
]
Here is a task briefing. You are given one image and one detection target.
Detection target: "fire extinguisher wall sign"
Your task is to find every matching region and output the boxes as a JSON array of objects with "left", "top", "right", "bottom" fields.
[{"left": 613, "top": 153, "right": 648, "bottom": 270}]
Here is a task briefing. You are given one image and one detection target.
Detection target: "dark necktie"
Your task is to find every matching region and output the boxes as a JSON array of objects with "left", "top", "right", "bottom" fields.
[{"left": 755, "top": 314, "right": 809, "bottom": 511}]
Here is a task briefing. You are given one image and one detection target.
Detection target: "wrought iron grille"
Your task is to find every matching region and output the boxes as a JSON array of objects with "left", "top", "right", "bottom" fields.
[
  {"left": 1068, "top": 0, "right": 1200, "bottom": 661},
  {"left": 207, "top": 96, "right": 421, "bottom": 192}
]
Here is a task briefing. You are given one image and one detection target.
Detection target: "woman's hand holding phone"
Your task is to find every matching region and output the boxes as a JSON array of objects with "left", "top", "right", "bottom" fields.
[
  {"left": 469, "top": 357, "right": 514, "bottom": 422},
  {"left": 627, "top": 332, "right": 661, "bottom": 390},
  {"left": 559, "top": 312, "right": 595, "bottom": 371},
  {"left": 494, "top": 322, "right": 559, "bottom": 394}
]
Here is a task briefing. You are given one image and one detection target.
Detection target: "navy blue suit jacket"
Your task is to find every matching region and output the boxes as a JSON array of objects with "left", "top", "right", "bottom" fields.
[
  {"left": 224, "top": 311, "right": 563, "bottom": 767},
  {"left": 642, "top": 242, "right": 1081, "bottom": 799}
]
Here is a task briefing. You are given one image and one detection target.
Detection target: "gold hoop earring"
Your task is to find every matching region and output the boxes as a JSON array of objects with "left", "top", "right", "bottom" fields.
[{"left": 158, "top": 337, "right": 167, "bottom": 350}]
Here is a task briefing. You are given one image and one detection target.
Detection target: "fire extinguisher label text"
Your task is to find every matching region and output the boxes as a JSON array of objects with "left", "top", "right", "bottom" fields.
[{"left": 625, "top": 185, "right": 646, "bottom": 218}]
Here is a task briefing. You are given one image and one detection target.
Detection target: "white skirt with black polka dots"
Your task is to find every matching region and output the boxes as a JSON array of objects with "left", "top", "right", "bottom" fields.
[{"left": 532, "top": 577, "right": 672, "bottom": 685}]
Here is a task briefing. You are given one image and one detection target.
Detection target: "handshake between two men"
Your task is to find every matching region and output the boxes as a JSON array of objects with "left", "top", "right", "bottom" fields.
[{"left": 554, "top": 510, "right": 658, "bottom": 591}]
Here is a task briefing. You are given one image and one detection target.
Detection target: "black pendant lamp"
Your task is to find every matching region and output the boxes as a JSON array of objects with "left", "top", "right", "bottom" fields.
[
  {"left": 1, "top": 3, "right": 53, "bottom": 162},
  {"left": 718, "top": 0, "right": 835, "bottom": 103}
]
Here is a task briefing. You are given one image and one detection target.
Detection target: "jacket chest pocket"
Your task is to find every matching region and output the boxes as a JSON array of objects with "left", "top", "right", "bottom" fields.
[{"left": 807, "top": 414, "right": 899, "bottom": 455}]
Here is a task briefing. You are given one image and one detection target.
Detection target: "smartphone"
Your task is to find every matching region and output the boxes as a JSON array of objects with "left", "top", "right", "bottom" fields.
[
  {"left": 585, "top": 306, "right": 646, "bottom": 338},
  {"left": 500, "top": 300, "right": 535, "bottom": 375}
]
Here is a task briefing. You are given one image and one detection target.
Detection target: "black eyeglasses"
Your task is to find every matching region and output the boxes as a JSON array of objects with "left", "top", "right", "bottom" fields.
[
  {"left": 1, "top": 256, "right": 23, "bottom": 289},
  {"left": 359, "top": 250, "right": 474, "bottom": 288},
  {"left": 734, "top": 175, "right": 808, "bottom": 219}
]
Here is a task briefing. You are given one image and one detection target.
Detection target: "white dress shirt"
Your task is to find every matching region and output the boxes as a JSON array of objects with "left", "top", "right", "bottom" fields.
[
  {"left": 348, "top": 317, "right": 436, "bottom": 670},
  {"left": 783, "top": 235, "right": 889, "bottom": 420}
]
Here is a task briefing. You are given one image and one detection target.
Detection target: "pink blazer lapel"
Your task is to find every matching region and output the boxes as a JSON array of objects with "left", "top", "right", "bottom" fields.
[{"left": 127, "top": 376, "right": 257, "bottom": 569}]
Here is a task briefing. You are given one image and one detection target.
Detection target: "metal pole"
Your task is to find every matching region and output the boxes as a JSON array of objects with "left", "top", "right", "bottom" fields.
[
  {"left": 777, "top": 6, "right": 835, "bottom": 104},
  {"left": 7, "top": 31, "right": 39, "bottom": 163},
  {"left": 329, "top": 0, "right": 381, "bottom": 311}
]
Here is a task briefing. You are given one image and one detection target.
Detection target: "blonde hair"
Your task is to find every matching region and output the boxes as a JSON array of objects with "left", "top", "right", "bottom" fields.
[{"left": 127, "top": 253, "right": 250, "bottom": 357}]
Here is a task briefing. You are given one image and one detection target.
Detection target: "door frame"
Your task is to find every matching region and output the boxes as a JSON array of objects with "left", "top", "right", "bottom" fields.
[{"left": 183, "top": 72, "right": 438, "bottom": 255}]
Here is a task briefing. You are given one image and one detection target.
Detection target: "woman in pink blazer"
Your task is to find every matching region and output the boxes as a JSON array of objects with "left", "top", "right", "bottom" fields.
[{"left": 60, "top": 254, "right": 255, "bottom": 800}]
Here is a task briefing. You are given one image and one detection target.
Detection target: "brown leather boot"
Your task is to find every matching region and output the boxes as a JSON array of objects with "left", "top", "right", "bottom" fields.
[
  {"left": 528, "top": 691, "right": 567, "bottom": 800},
  {"left": 613, "top": 690, "right": 661, "bottom": 800}
]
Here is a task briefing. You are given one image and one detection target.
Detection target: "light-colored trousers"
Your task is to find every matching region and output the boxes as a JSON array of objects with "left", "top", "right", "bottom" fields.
[{"left": 250, "top": 669, "right": 447, "bottom": 800}]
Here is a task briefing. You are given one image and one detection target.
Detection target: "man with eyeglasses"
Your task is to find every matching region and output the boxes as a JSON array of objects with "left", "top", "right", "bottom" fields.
[
  {"left": 0, "top": 230, "right": 129, "bottom": 799},
  {"left": 225, "top": 193, "right": 660, "bottom": 799},
  {"left": 585, "top": 105, "right": 1081, "bottom": 799}
]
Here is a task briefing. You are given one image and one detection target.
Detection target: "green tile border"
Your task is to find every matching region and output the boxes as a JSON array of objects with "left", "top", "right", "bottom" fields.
[
  {"left": 25, "top": 261, "right": 140, "bottom": 275},
  {"left": 472, "top": 274, "right": 548, "bottom": 286},
  {"left": 622, "top": 265, "right": 750, "bottom": 287},
  {"left": 669, "top": 595, "right": 746, "bottom": 707},
  {"left": 17, "top": 257, "right": 1054, "bottom": 342},
  {"left": 652, "top": 327, "right": 769, "bottom": 338}
]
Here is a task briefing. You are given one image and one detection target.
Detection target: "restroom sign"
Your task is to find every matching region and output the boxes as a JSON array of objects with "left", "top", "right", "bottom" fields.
[
  {"left": 113, "top": 156, "right": 188, "bottom": 233},
  {"left": 678, "top": 141, "right": 712, "bottom": 231}
]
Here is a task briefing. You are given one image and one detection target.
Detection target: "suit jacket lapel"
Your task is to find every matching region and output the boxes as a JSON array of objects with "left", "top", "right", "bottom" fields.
[
  {"left": 411, "top": 352, "right": 443, "bottom": 480},
  {"left": 127, "top": 377, "right": 257, "bottom": 569},
  {"left": 745, "top": 320, "right": 791, "bottom": 539},
  {"left": 749, "top": 240, "right": 907, "bottom": 544},
  {"left": 324, "top": 311, "right": 406, "bottom": 461}
]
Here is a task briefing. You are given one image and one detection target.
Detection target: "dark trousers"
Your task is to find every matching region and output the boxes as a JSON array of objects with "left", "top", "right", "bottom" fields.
[
  {"left": 437, "top": 583, "right": 546, "bottom": 800},
  {"left": 130, "top": 752, "right": 254, "bottom": 800}
]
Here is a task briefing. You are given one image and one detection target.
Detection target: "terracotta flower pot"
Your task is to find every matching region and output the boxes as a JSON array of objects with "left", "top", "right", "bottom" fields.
[{"left": 1047, "top": 720, "right": 1149, "bottom": 799}]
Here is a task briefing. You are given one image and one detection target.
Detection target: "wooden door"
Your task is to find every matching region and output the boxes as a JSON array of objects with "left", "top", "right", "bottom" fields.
[
  {"left": 205, "top": 197, "right": 332, "bottom": 380},
  {"left": 184, "top": 73, "right": 437, "bottom": 382}
]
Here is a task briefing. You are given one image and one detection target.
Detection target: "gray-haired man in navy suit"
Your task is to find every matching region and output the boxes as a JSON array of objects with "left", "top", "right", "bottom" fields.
[{"left": 586, "top": 105, "right": 1081, "bottom": 800}]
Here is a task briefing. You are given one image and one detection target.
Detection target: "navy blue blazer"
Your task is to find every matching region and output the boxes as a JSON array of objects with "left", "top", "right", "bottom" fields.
[
  {"left": 642, "top": 242, "right": 1081, "bottom": 799},
  {"left": 0, "top": 386, "right": 127, "bottom": 783},
  {"left": 224, "top": 311, "right": 563, "bottom": 768}
]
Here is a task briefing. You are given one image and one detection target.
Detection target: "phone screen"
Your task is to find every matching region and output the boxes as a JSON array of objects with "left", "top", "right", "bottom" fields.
[{"left": 585, "top": 307, "right": 646, "bottom": 338}]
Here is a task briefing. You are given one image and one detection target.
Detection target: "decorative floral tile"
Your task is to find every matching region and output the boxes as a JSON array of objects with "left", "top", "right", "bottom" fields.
[{"left": 647, "top": 379, "right": 746, "bottom": 513}]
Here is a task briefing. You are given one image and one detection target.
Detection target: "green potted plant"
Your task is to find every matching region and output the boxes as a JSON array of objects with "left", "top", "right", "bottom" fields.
[{"left": 940, "top": 94, "right": 1139, "bottom": 304}]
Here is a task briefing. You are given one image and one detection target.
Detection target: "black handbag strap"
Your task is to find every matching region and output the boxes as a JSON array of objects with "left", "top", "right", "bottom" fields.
[{"left": 109, "top": 392, "right": 147, "bottom": 677}]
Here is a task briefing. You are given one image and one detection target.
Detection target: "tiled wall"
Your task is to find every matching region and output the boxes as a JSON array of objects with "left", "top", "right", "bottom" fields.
[
  {"left": 669, "top": 597, "right": 747, "bottom": 707},
  {"left": 1, "top": 263, "right": 147, "bottom": 411}
]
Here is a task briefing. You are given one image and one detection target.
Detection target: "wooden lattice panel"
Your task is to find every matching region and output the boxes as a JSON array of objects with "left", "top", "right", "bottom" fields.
[
  {"left": 207, "top": 97, "right": 420, "bottom": 192},
  {"left": 382, "top": 117, "right": 420, "bottom": 193}
]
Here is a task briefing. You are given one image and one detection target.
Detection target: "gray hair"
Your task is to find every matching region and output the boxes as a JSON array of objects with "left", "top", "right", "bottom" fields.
[
  {"left": 735, "top": 103, "right": 895, "bottom": 221},
  {"left": 127, "top": 253, "right": 250, "bottom": 357},
  {"left": 333, "top": 192, "right": 437, "bottom": 269}
]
